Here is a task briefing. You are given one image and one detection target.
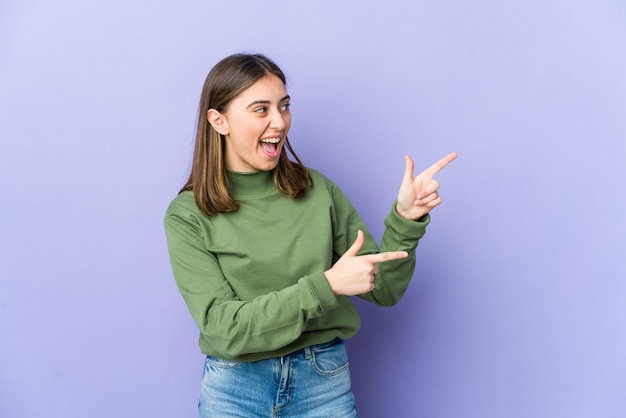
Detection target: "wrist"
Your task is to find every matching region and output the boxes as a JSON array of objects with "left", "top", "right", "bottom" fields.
[
  {"left": 395, "top": 202, "right": 431, "bottom": 222},
  {"left": 395, "top": 202, "right": 416, "bottom": 220}
]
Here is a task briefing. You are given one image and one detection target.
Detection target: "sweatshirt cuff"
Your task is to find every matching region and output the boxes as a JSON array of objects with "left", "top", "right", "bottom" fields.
[
  {"left": 385, "top": 201, "right": 430, "bottom": 239},
  {"left": 302, "top": 272, "right": 340, "bottom": 314}
]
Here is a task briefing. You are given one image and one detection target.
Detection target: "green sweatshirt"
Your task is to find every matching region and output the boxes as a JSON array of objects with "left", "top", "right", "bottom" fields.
[{"left": 164, "top": 168, "right": 429, "bottom": 362}]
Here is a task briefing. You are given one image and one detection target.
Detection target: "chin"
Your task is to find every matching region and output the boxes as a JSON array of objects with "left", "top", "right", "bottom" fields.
[{"left": 261, "top": 157, "right": 281, "bottom": 171}]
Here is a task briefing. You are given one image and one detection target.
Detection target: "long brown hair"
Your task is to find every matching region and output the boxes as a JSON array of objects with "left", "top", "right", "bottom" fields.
[{"left": 181, "top": 54, "right": 311, "bottom": 216}]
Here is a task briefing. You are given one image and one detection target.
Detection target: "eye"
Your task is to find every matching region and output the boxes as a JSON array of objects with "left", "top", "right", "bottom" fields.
[
  {"left": 254, "top": 106, "right": 267, "bottom": 113},
  {"left": 281, "top": 103, "right": 291, "bottom": 111}
]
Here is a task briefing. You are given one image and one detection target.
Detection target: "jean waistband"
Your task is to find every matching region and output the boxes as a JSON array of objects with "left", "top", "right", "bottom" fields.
[{"left": 289, "top": 337, "right": 343, "bottom": 359}]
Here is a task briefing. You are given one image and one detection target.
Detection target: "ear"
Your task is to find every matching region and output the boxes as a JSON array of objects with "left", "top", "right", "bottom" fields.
[{"left": 207, "top": 109, "right": 229, "bottom": 135}]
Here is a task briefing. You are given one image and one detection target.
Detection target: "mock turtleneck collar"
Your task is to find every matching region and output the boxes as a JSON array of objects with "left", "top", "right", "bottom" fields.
[{"left": 228, "top": 170, "right": 276, "bottom": 198}]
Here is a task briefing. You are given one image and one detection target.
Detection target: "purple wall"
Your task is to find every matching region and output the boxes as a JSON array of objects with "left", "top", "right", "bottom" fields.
[{"left": 1, "top": 1, "right": 625, "bottom": 417}]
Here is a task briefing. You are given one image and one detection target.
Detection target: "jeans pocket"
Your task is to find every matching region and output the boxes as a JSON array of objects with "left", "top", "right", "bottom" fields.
[
  {"left": 205, "top": 355, "right": 242, "bottom": 370},
  {"left": 309, "top": 339, "right": 350, "bottom": 377}
]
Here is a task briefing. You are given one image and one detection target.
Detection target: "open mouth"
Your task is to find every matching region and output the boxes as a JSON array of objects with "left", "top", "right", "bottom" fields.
[{"left": 260, "top": 137, "right": 281, "bottom": 155}]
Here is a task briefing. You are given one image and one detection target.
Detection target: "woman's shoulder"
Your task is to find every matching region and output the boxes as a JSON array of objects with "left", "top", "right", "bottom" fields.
[
  {"left": 165, "top": 190, "right": 200, "bottom": 217},
  {"left": 306, "top": 167, "right": 337, "bottom": 188}
]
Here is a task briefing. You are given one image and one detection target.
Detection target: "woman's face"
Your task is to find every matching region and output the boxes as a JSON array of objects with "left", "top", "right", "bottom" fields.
[{"left": 214, "top": 74, "right": 291, "bottom": 172}]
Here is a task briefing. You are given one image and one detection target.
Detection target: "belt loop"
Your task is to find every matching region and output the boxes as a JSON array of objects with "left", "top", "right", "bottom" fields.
[{"left": 303, "top": 346, "right": 312, "bottom": 359}]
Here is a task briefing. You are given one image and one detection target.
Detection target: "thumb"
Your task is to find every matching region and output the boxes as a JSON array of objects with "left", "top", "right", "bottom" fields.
[
  {"left": 343, "top": 230, "right": 365, "bottom": 257},
  {"left": 403, "top": 155, "right": 415, "bottom": 184}
]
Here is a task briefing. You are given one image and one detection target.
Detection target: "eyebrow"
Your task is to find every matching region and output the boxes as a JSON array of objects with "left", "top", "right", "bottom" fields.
[{"left": 246, "top": 95, "right": 291, "bottom": 109}]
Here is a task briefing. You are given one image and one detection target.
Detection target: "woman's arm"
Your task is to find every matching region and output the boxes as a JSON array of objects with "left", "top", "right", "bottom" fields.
[{"left": 325, "top": 153, "right": 457, "bottom": 306}]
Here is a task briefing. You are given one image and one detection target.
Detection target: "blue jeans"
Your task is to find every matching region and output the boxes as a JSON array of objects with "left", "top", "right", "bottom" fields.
[{"left": 198, "top": 338, "right": 357, "bottom": 417}]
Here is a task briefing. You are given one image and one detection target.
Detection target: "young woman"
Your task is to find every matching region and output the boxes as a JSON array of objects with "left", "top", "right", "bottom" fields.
[{"left": 164, "top": 53, "right": 457, "bottom": 417}]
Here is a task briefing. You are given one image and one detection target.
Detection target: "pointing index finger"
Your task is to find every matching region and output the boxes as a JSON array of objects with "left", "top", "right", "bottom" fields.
[
  {"left": 421, "top": 152, "right": 458, "bottom": 178},
  {"left": 365, "top": 251, "right": 409, "bottom": 264}
]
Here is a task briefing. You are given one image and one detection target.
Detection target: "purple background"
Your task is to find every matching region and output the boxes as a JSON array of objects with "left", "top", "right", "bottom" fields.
[{"left": 1, "top": 1, "right": 625, "bottom": 417}]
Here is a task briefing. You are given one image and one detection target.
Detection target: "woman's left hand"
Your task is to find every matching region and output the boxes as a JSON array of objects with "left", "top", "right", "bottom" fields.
[{"left": 396, "top": 152, "right": 458, "bottom": 220}]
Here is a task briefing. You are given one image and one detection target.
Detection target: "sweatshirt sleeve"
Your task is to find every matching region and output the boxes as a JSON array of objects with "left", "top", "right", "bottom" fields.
[
  {"left": 164, "top": 199, "right": 340, "bottom": 359},
  {"left": 328, "top": 180, "right": 429, "bottom": 307},
  {"left": 361, "top": 203, "right": 429, "bottom": 306}
]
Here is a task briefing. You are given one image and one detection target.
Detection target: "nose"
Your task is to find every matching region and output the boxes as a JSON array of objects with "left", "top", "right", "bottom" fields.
[{"left": 269, "top": 108, "right": 286, "bottom": 131}]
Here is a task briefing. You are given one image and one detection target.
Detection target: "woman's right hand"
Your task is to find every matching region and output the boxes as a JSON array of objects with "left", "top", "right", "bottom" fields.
[{"left": 324, "top": 230, "right": 408, "bottom": 296}]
